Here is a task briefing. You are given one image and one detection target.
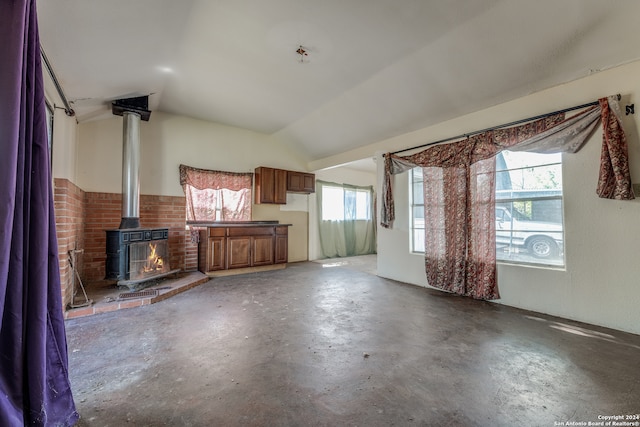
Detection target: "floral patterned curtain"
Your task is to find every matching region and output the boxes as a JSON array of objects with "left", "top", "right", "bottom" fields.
[
  {"left": 382, "top": 96, "right": 633, "bottom": 300},
  {"left": 179, "top": 164, "right": 253, "bottom": 221},
  {"left": 597, "top": 98, "right": 634, "bottom": 199}
]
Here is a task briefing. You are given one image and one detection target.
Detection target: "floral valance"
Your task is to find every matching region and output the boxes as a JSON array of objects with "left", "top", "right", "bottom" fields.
[
  {"left": 179, "top": 164, "right": 253, "bottom": 223},
  {"left": 179, "top": 164, "right": 253, "bottom": 191},
  {"left": 382, "top": 95, "right": 633, "bottom": 229}
]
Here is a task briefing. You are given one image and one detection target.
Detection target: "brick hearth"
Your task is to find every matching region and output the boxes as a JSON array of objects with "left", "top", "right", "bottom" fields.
[
  {"left": 54, "top": 178, "right": 199, "bottom": 311},
  {"left": 64, "top": 271, "right": 209, "bottom": 319}
]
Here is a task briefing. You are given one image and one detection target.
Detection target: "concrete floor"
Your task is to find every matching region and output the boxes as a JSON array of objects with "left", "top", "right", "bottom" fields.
[{"left": 66, "top": 258, "right": 640, "bottom": 426}]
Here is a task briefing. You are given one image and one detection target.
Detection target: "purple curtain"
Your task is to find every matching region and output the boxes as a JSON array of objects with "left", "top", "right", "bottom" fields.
[
  {"left": 596, "top": 98, "right": 634, "bottom": 199},
  {"left": 0, "top": 1, "right": 78, "bottom": 425}
]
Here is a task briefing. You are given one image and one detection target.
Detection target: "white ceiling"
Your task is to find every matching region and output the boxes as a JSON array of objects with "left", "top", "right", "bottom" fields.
[{"left": 37, "top": 0, "right": 640, "bottom": 165}]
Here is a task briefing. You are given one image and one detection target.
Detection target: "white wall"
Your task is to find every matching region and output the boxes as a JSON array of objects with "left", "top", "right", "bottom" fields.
[
  {"left": 375, "top": 60, "right": 640, "bottom": 335},
  {"left": 77, "top": 112, "right": 307, "bottom": 196},
  {"left": 76, "top": 112, "right": 312, "bottom": 261},
  {"left": 308, "top": 166, "right": 377, "bottom": 260},
  {"left": 44, "top": 70, "right": 78, "bottom": 182},
  {"left": 50, "top": 113, "right": 78, "bottom": 182}
]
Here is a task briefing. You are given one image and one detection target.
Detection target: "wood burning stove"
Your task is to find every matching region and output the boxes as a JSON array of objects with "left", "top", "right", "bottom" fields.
[
  {"left": 105, "top": 96, "right": 179, "bottom": 288},
  {"left": 105, "top": 228, "right": 169, "bottom": 282}
]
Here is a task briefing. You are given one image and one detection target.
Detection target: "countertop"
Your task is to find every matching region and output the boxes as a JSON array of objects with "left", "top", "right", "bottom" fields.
[{"left": 187, "top": 221, "right": 291, "bottom": 227}]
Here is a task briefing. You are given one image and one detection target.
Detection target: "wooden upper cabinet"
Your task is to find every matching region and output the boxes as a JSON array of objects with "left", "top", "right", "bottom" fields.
[
  {"left": 255, "top": 167, "right": 287, "bottom": 204},
  {"left": 255, "top": 167, "right": 315, "bottom": 203},
  {"left": 287, "top": 171, "right": 315, "bottom": 193}
]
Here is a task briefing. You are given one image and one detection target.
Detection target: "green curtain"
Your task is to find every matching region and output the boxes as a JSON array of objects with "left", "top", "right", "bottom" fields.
[{"left": 317, "top": 180, "right": 376, "bottom": 258}]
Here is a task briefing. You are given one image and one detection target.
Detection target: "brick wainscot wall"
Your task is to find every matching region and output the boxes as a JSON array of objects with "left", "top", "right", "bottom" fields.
[{"left": 54, "top": 178, "right": 198, "bottom": 310}]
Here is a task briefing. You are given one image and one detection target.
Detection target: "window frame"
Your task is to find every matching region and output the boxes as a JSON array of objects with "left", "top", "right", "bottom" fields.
[
  {"left": 409, "top": 168, "right": 425, "bottom": 253},
  {"left": 180, "top": 166, "right": 253, "bottom": 223},
  {"left": 45, "top": 100, "right": 54, "bottom": 166},
  {"left": 320, "top": 183, "right": 373, "bottom": 222},
  {"left": 409, "top": 151, "right": 566, "bottom": 268}
]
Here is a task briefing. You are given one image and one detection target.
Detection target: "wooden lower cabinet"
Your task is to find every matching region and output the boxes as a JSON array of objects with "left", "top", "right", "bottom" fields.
[
  {"left": 227, "top": 236, "right": 252, "bottom": 269},
  {"left": 198, "top": 223, "right": 288, "bottom": 275},
  {"left": 252, "top": 235, "right": 275, "bottom": 266},
  {"left": 207, "top": 236, "right": 226, "bottom": 271},
  {"left": 198, "top": 227, "right": 226, "bottom": 272},
  {"left": 275, "top": 226, "right": 288, "bottom": 264}
]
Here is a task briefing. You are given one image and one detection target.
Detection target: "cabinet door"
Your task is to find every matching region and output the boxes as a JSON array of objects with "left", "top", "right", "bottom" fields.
[
  {"left": 302, "top": 173, "right": 315, "bottom": 193},
  {"left": 255, "top": 167, "right": 274, "bottom": 204},
  {"left": 227, "top": 236, "right": 251, "bottom": 269},
  {"left": 275, "top": 227, "right": 288, "bottom": 264},
  {"left": 274, "top": 168, "right": 287, "bottom": 204},
  {"left": 207, "top": 237, "right": 226, "bottom": 271},
  {"left": 287, "top": 171, "right": 303, "bottom": 192},
  {"left": 252, "top": 235, "right": 275, "bottom": 266},
  {"left": 197, "top": 230, "right": 208, "bottom": 273},
  {"left": 255, "top": 167, "right": 287, "bottom": 204},
  {"left": 287, "top": 171, "right": 315, "bottom": 193}
]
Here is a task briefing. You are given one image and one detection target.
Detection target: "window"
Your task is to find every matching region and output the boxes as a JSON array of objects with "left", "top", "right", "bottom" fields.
[
  {"left": 321, "top": 185, "right": 371, "bottom": 221},
  {"left": 495, "top": 151, "right": 564, "bottom": 266},
  {"left": 316, "top": 180, "right": 376, "bottom": 258},
  {"left": 410, "top": 151, "right": 565, "bottom": 267},
  {"left": 185, "top": 187, "right": 251, "bottom": 221},
  {"left": 410, "top": 168, "right": 425, "bottom": 253},
  {"left": 179, "top": 165, "right": 253, "bottom": 222},
  {"left": 45, "top": 100, "right": 53, "bottom": 164}
]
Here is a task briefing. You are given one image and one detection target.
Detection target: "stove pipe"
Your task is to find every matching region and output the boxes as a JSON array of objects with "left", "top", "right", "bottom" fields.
[
  {"left": 120, "top": 111, "right": 141, "bottom": 229},
  {"left": 112, "top": 96, "right": 151, "bottom": 229}
]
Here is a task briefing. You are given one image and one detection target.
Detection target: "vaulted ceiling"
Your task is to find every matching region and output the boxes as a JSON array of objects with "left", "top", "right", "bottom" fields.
[{"left": 37, "top": 0, "right": 640, "bottom": 164}]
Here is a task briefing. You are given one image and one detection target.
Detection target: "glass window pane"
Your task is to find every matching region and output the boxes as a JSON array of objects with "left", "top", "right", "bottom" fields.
[
  {"left": 411, "top": 151, "right": 565, "bottom": 268},
  {"left": 322, "top": 186, "right": 344, "bottom": 221},
  {"left": 46, "top": 103, "right": 53, "bottom": 157},
  {"left": 495, "top": 150, "right": 564, "bottom": 267},
  {"left": 413, "top": 229, "right": 425, "bottom": 253},
  {"left": 410, "top": 168, "right": 426, "bottom": 252},
  {"left": 500, "top": 151, "right": 561, "bottom": 169},
  {"left": 412, "top": 206, "right": 424, "bottom": 222},
  {"left": 355, "top": 190, "right": 370, "bottom": 220},
  {"left": 412, "top": 181, "right": 424, "bottom": 205},
  {"left": 412, "top": 168, "right": 423, "bottom": 182}
]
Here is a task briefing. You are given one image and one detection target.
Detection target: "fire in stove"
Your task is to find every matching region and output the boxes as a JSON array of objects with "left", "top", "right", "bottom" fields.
[
  {"left": 129, "top": 239, "right": 170, "bottom": 281},
  {"left": 144, "top": 243, "right": 165, "bottom": 273}
]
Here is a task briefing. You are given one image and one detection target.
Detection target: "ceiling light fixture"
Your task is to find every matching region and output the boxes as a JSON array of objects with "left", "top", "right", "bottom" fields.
[{"left": 296, "top": 45, "right": 309, "bottom": 63}]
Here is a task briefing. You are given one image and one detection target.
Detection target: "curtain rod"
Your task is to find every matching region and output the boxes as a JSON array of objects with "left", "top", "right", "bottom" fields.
[
  {"left": 389, "top": 95, "right": 620, "bottom": 156},
  {"left": 41, "top": 48, "right": 75, "bottom": 117}
]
